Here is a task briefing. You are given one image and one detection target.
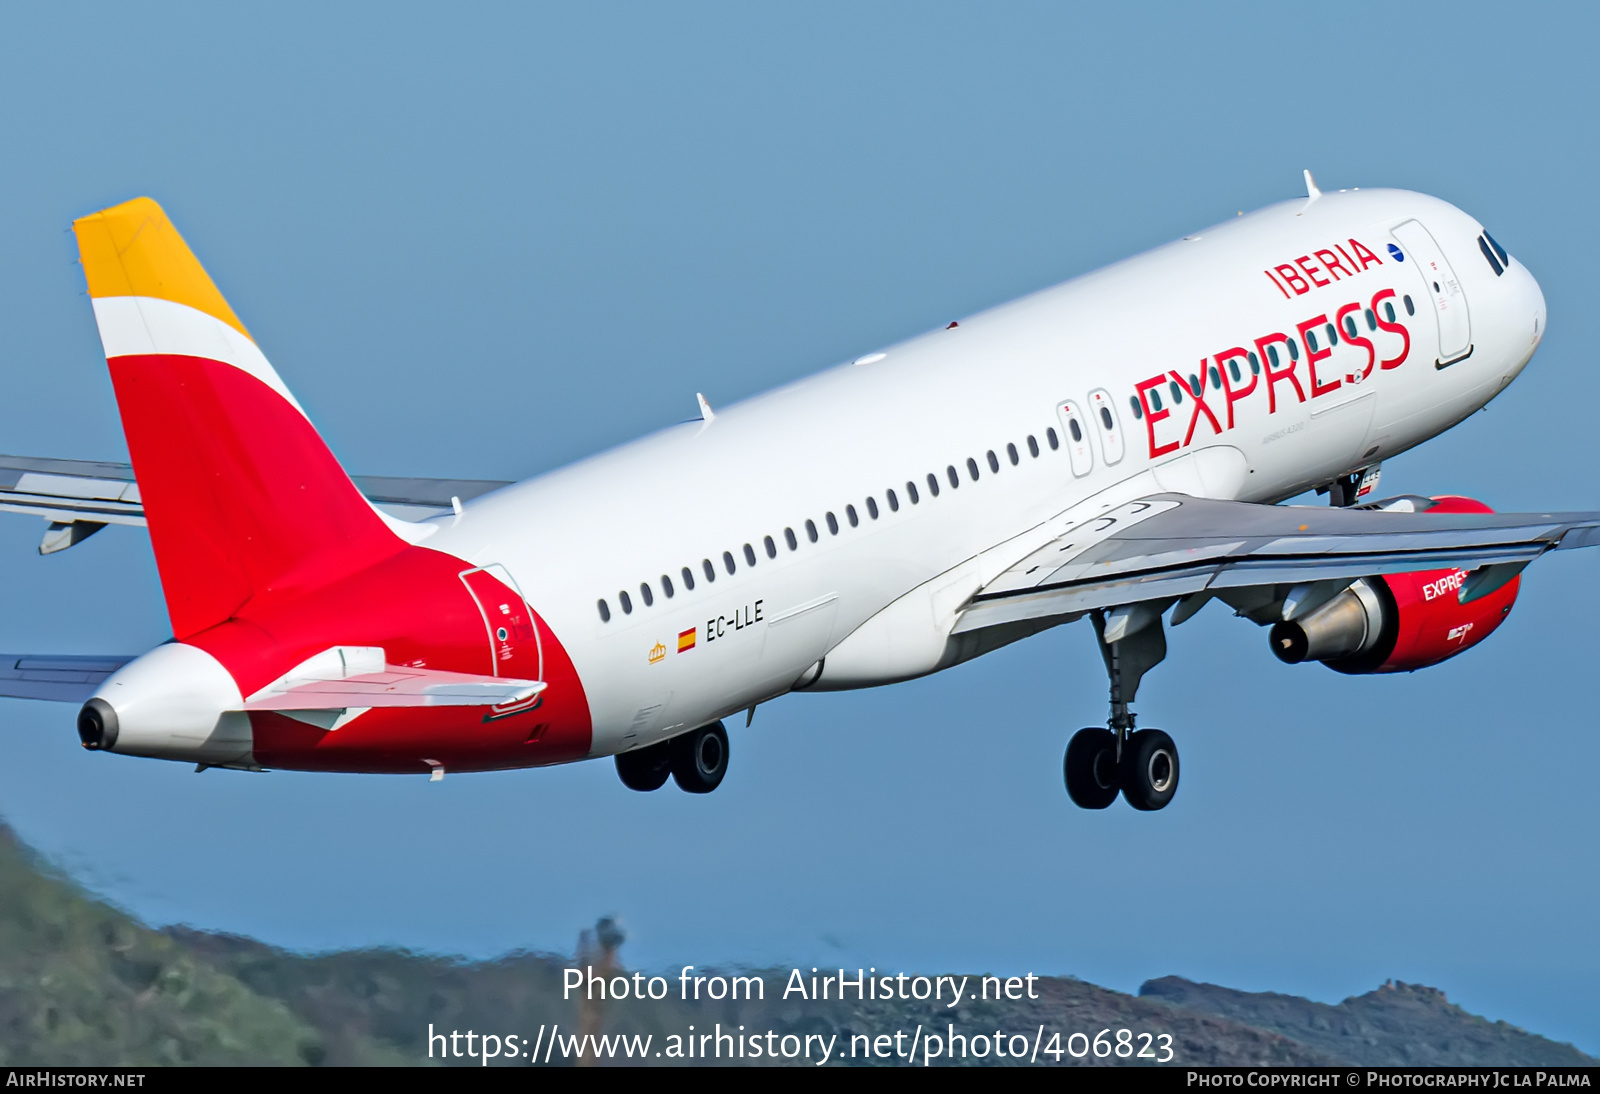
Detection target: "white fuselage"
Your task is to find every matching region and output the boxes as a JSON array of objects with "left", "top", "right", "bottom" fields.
[{"left": 423, "top": 188, "right": 1545, "bottom": 758}]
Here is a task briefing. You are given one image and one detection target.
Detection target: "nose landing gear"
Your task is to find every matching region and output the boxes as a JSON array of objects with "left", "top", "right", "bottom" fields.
[{"left": 1063, "top": 607, "right": 1181, "bottom": 811}]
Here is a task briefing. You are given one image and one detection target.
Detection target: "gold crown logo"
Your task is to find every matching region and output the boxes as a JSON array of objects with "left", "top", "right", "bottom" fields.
[{"left": 648, "top": 642, "right": 666, "bottom": 665}]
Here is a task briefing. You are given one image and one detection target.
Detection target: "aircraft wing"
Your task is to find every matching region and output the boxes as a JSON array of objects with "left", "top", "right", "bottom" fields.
[
  {"left": 957, "top": 494, "right": 1600, "bottom": 633},
  {"left": 0, "top": 654, "right": 137, "bottom": 703},
  {"left": 0, "top": 453, "right": 511, "bottom": 552}
]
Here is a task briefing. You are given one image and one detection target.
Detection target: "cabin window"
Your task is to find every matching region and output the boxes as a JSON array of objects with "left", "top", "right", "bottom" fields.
[
  {"left": 967, "top": 458, "right": 980, "bottom": 481},
  {"left": 784, "top": 527, "right": 798, "bottom": 550},
  {"left": 1027, "top": 435, "right": 1040, "bottom": 457},
  {"left": 1069, "top": 418, "right": 1083, "bottom": 442},
  {"left": 661, "top": 574, "right": 674, "bottom": 598},
  {"left": 1187, "top": 374, "right": 1201, "bottom": 396},
  {"left": 926, "top": 473, "right": 940, "bottom": 497},
  {"left": 620, "top": 590, "right": 633, "bottom": 614},
  {"left": 887, "top": 488, "right": 900, "bottom": 511},
  {"left": 826, "top": 511, "right": 839, "bottom": 534},
  {"left": 1365, "top": 308, "right": 1377, "bottom": 331},
  {"left": 1384, "top": 301, "right": 1397, "bottom": 323},
  {"left": 1209, "top": 366, "right": 1221, "bottom": 389},
  {"left": 846, "top": 504, "right": 859, "bottom": 527},
  {"left": 682, "top": 566, "right": 695, "bottom": 591},
  {"left": 1307, "top": 329, "right": 1318, "bottom": 352},
  {"left": 1129, "top": 397, "right": 1143, "bottom": 420},
  {"left": 1248, "top": 351, "right": 1260, "bottom": 374},
  {"left": 1047, "top": 427, "right": 1060, "bottom": 450},
  {"left": 1168, "top": 380, "right": 1184, "bottom": 404},
  {"left": 702, "top": 558, "right": 716, "bottom": 582},
  {"left": 987, "top": 450, "right": 1000, "bottom": 473},
  {"left": 1326, "top": 322, "right": 1338, "bottom": 346},
  {"left": 1403, "top": 295, "right": 1415, "bottom": 316},
  {"left": 1006, "top": 442, "right": 1019, "bottom": 465},
  {"left": 866, "top": 496, "right": 879, "bottom": 519},
  {"left": 723, "top": 551, "right": 736, "bottom": 575},
  {"left": 598, "top": 598, "right": 611, "bottom": 622},
  {"left": 1149, "top": 388, "right": 1163, "bottom": 412},
  {"left": 1267, "top": 344, "right": 1280, "bottom": 368},
  {"left": 947, "top": 465, "right": 960, "bottom": 488},
  {"left": 908, "top": 480, "right": 921, "bottom": 503},
  {"left": 806, "top": 519, "right": 819, "bottom": 542},
  {"left": 743, "top": 543, "right": 757, "bottom": 566},
  {"left": 764, "top": 535, "right": 777, "bottom": 559},
  {"left": 1227, "top": 359, "right": 1242, "bottom": 383},
  {"left": 640, "top": 582, "right": 653, "bottom": 607},
  {"left": 1344, "top": 315, "right": 1359, "bottom": 339},
  {"left": 1287, "top": 337, "right": 1300, "bottom": 360}
]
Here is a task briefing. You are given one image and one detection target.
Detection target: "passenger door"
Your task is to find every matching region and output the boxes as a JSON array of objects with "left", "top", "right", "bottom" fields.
[{"left": 1390, "top": 220, "right": 1471, "bottom": 364}]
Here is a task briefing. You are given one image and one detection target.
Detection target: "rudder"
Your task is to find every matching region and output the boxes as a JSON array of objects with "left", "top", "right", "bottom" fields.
[{"left": 73, "top": 198, "right": 401, "bottom": 638}]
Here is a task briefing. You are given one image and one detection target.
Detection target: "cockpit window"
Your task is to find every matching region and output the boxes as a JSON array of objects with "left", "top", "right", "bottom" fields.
[
  {"left": 1478, "top": 233, "right": 1504, "bottom": 277},
  {"left": 1485, "top": 231, "right": 1509, "bottom": 267}
]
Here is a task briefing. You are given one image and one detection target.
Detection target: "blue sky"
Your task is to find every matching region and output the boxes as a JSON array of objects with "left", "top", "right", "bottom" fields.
[{"left": 1, "top": 1, "right": 1597, "bottom": 1054}]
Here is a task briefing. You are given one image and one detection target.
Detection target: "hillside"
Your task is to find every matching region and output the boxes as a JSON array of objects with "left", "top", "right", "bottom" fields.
[{"left": 0, "top": 822, "right": 1590, "bottom": 1066}]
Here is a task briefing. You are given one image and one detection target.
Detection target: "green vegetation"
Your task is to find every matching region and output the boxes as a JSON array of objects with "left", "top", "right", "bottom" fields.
[{"left": 0, "top": 822, "right": 1590, "bottom": 1066}]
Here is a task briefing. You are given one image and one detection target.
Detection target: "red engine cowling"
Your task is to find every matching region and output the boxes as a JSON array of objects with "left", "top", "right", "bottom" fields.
[{"left": 1269, "top": 496, "right": 1520, "bottom": 674}]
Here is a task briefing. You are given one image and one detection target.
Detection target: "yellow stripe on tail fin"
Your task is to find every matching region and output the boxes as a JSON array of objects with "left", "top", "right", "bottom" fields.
[{"left": 73, "top": 196, "right": 251, "bottom": 340}]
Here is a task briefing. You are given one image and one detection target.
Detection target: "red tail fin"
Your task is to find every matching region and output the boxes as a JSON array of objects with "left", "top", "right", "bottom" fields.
[{"left": 74, "top": 198, "right": 402, "bottom": 638}]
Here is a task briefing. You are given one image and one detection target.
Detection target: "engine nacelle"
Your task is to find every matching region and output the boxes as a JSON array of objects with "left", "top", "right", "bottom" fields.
[{"left": 1269, "top": 496, "right": 1520, "bottom": 674}]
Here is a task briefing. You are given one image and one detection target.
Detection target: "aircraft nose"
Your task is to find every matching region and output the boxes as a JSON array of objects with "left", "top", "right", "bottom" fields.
[{"left": 1499, "top": 247, "right": 1545, "bottom": 380}]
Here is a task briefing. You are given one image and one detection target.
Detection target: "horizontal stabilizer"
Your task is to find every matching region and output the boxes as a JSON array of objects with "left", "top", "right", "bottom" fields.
[
  {"left": 242, "top": 647, "right": 543, "bottom": 711},
  {"left": 0, "top": 654, "right": 135, "bottom": 703}
]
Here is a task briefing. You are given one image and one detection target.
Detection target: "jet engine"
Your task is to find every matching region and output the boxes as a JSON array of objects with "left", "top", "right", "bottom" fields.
[{"left": 1269, "top": 496, "right": 1520, "bottom": 674}]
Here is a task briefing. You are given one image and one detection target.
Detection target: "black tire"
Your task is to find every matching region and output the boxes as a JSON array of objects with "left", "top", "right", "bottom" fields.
[
  {"left": 671, "top": 721, "right": 729, "bottom": 794},
  {"left": 1064, "top": 727, "right": 1120, "bottom": 809},
  {"left": 1121, "top": 728, "right": 1179, "bottom": 811},
  {"left": 615, "top": 740, "right": 672, "bottom": 791}
]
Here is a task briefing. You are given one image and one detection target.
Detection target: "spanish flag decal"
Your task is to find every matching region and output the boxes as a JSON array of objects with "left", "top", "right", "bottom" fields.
[{"left": 677, "top": 627, "right": 696, "bottom": 653}]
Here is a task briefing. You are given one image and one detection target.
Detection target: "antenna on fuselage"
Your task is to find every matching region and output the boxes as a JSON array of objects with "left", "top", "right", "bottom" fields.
[{"left": 1299, "top": 169, "right": 1322, "bottom": 216}]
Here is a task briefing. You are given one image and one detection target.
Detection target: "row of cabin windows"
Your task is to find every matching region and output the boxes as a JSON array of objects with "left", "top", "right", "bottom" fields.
[
  {"left": 1125, "top": 294, "right": 1416, "bottom": 420},
  {"left": 594, "top": 425, "right": 1066, "bottom": 622}
]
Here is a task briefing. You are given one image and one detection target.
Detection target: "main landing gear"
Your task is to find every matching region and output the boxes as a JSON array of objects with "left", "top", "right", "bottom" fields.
[
  {"left": 615, "top": 721, "right": 729, "bottom": 794},
  {"left": 1063, "top": 606, "right": 1180, "bottom": 811}
]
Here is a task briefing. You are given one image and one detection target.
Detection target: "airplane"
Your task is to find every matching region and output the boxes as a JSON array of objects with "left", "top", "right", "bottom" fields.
[{"left": 2, "top": 174, "right": 1595, "bottom": 812}]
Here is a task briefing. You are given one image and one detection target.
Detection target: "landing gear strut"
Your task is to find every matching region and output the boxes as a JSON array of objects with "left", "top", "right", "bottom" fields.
[{"left": 1063, "top": 607, "right": 1180, "bottom": 811}]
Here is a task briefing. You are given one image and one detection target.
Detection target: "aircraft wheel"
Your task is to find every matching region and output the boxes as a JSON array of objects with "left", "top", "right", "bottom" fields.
[
  {"left": 615, "top": 740, "right": 673, "bottom": 791},
  {"left": 1064, "top": 727, "right": 1120, "bottom": 809},
  {"left": 1121, "top": 729, "right": 1179, "bottom": 811},
  {"left": 671, "top": 721, "right": 729, "bottom": 794}
]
